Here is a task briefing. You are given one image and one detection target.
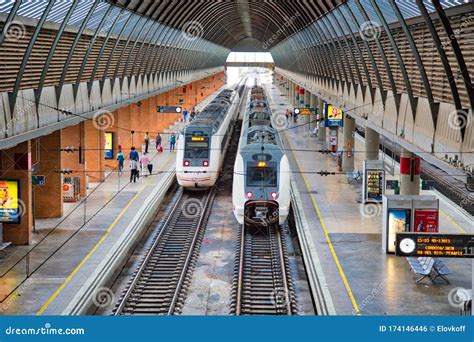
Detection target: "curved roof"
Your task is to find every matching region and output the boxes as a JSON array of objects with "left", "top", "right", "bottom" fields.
[{"left": 107, "top": 0, "right": 344, "bottom": 49}]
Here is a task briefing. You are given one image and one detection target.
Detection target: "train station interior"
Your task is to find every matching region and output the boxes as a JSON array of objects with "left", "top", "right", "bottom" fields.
[{"left": 0, "top": 0, "right": 473, "bottom": 320}]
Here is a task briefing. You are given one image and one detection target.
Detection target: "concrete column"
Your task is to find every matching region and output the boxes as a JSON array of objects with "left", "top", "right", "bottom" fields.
[
  {"left": 0, "top": 141, "right": 33, "bottom": 245},
  {"left": 84, "top": 120, "right": 105, "bottom": 183},
  {"left": 341, "top": 115, "right": 355, "bottom": 172},
  {"left": 289, "top": 82, "right": 294, "bottom": 106},
  {"left": 310, "top": 93, "right": 317, "bottom": 130},
  {"left": 62, "top": 123, "right": 86, "bottom": 197},
  {"left": 304, "top": 90, "right": 311, "bottom": 126},
  {"left": 400, "top": 147, "right": 421, "bottom": 195},
  {"left": 318, "top": 97, "right": 326, "bottom": 142},
  {"left": 33, "top": 131, "right": 63, "bottom": 218},
  {"left": 365, "top": 127, "right": 380, "bottom": 160}
]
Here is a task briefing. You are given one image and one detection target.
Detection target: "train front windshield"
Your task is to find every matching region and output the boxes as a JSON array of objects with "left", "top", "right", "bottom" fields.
[
  {"left": 246, "top": 164, "right": 277, "bottom": 187},
  {"left": 184, "top": 137, "right": 209, "bottom": 159}
]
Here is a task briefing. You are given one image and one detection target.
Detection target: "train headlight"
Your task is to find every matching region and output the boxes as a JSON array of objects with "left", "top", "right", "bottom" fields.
[
  {"left": 183, "top": 160, "right": 190, "bottom": 167},
  {"left": 246, "top": 191, "right": 253, "bottom": 199},
  {"left": 270, "top": 192, "right": 279, "bottom": 199},
  {"left": 203, "top": 160, "right": 209, "bottom": 167}
]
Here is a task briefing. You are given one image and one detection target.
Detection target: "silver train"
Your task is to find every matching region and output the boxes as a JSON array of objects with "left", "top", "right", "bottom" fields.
[
  {"left": 176, "top": 88, "right": 240, "bottom": 188},
  {"left": 232, "top": 85, "right": 291, "bottom": 226}
]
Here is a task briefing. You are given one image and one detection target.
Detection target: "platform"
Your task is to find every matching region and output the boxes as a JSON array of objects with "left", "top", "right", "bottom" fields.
[{"left": 264, "top": 84, "right": 473, "bottom": 315}]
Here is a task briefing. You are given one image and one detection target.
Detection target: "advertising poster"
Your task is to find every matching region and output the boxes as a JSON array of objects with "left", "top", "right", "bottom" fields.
[
  {"left": 414, "top": 209, "right": 439, "bottom": 233},
  {"left": 388, "top": 209, "right": 411, "bottom": 253},
  {"left": 324, "top": 103, "right": 344, "bottom": 127},
  {"left": 0, "top": 180, "right": 21, "bottom": 223},
  {"left": 105, "top": 132, "right": 114, "bottom": 160}
]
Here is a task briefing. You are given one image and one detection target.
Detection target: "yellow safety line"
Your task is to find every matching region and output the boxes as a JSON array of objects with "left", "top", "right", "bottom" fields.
[
  {"left": 440, "top": 210, "right": 467, "bottom": 234},
  {"left": 37, "top": 154, "right": 174, "bottom": 315},
  {"left": 287, "top": 139, "right": 361, "bottom": 315}
]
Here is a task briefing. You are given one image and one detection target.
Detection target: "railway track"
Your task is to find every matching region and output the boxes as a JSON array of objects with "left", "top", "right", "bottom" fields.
[
  {"left": 113, "top": 188, "right": 215, "bottom": 315},
  {"left": 231, "top": 223, "right": 297, "bottom": 315}
]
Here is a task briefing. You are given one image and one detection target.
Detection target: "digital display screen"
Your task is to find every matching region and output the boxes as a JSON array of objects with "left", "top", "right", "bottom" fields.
[
  {"left": 396, "top": 233, "right": 474, "bottom": 258},
  {"left": 0, "top": 180, "right": 21, "bottom": 223}
]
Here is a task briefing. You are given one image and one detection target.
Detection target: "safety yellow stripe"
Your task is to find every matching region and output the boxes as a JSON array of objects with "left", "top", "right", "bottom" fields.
[
  {"left": 37, "top": 154, "right": 174, "bottom": 315},
  {"left": 287, "top": 139, "right": 361, "bottom": 315},
  {"left": 441, "top": 210, "right": 467, "bottom": 233}
]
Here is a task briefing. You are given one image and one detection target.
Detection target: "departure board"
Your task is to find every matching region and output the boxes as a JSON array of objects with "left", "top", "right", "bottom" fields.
[{"left": 396, "top": 233, "right": 474, "bottom": 258}]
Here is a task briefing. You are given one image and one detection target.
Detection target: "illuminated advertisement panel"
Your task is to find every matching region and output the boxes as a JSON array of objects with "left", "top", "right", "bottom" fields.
[
  {"left": 414, "top": 209, "right": 439, "bottom": 233},
  {"left": 324, "top": 104, "right": 344, "bottom": 127},
  {"left": 387, "top": 209, "right": 411, "bottom": 253},
  {"left": 105, "top": 132, "right": 114, "bottom": 160},
  {"left": 0, "top": 180, "right": 21, "bottom": 223}
]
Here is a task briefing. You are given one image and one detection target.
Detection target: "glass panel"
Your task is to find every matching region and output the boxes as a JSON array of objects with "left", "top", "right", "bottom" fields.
[
  {"left": 17, "top": 0, "right": 48, "bottom": 19},
  {"left": 47, "top": 0, "right": 74, "bottom": 23},
  {"left": 0, "top": 0, "right": 15, "bottom": 15},
  {"left": 226, "top": 52, "right": 274, "bottom": 63},
  {"left": 85, "top": 2, "right": 110, "bottom": 30},
  {"left": 246, "top": 165, "right": 277, "bottom": 187}
]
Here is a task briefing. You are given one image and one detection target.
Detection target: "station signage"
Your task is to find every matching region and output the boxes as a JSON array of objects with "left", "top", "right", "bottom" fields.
[
  {"left": 157, "top": 106, "right": 182, "bottom": 113},
  {"left": 324, "top": 103, "right": 343, "bottom": 127},
  {"left": 396, "top": 233, "right": 474, "bottom": 258},
  {"left": 293, "top": 108, "right": 318, "bottom": 115},
  {"left": 0, "top": 180, "right": 21, "bottom": 223}
]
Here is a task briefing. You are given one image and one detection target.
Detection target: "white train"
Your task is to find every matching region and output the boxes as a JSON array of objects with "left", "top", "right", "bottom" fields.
[
  {"left": 176, "top": 88, "right": 240, "bottom": 188},
  {"left": 232, "top": 85, "right": 291, "bottom": 226}
]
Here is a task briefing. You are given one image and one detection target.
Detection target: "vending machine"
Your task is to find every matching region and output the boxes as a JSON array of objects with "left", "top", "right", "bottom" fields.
[{"left": 362, "top": 160, "right": 385, "bottom": 203}]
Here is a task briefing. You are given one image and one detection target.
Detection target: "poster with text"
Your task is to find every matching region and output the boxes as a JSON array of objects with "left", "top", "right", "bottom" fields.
[{"left": 414, "top": 209, "right": 439, "bottom": 233}]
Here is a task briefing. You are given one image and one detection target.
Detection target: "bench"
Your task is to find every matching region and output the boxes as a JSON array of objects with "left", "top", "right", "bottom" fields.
[
  {"left": 407, "top": 257, "right": 452, "bottom": 284},
  {"left": 347, "top": 169, "right": 362, "bottom": 184},
  {"left": 407, "top": 257, "right": 434, "bottom": 283},
  {"left": 0, "top": 242, "right": 11, "bottom": 256},
  {"left": 432, "top": 258, "right": 453, "bottom": 284}
]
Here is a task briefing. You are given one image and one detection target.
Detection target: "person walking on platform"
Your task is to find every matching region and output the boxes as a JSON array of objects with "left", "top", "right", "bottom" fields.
[
  {"left": 140, "top": 152, "right": 152, "bottom": 177},
  {"left": 144, "top": 132, "right": 150, "bottom": 154},
  {"left": 156, "top": 133, "right": 162, "bottom": 152},
  {"left": 116, "top": 150, "right": 125, "bottom": 174},
  {"left": 129, "top": 146, "right": 139, "bottom": 161},
  {"left": 129, "top": 159, "right": 139, "bottom": 183},
  {"left": 190, "top": 109, "right": 196, "bottom": 122},
  {"left": 182, "top": 108, "right": 188, "bottom": 123},
  {"left": 169, "top": 133, "right": 176, "bottom": 152}
]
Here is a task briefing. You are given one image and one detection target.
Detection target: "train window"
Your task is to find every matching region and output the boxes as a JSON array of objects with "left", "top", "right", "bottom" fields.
[
  {"left": 252, "top": 154, "right": 272, "bottom": 162},
  {"left": 246, "top": 164, "right": 277, "bottom": 187},
  {"left": 185, "top": 137, "right": 209, "bottom": 159}
]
